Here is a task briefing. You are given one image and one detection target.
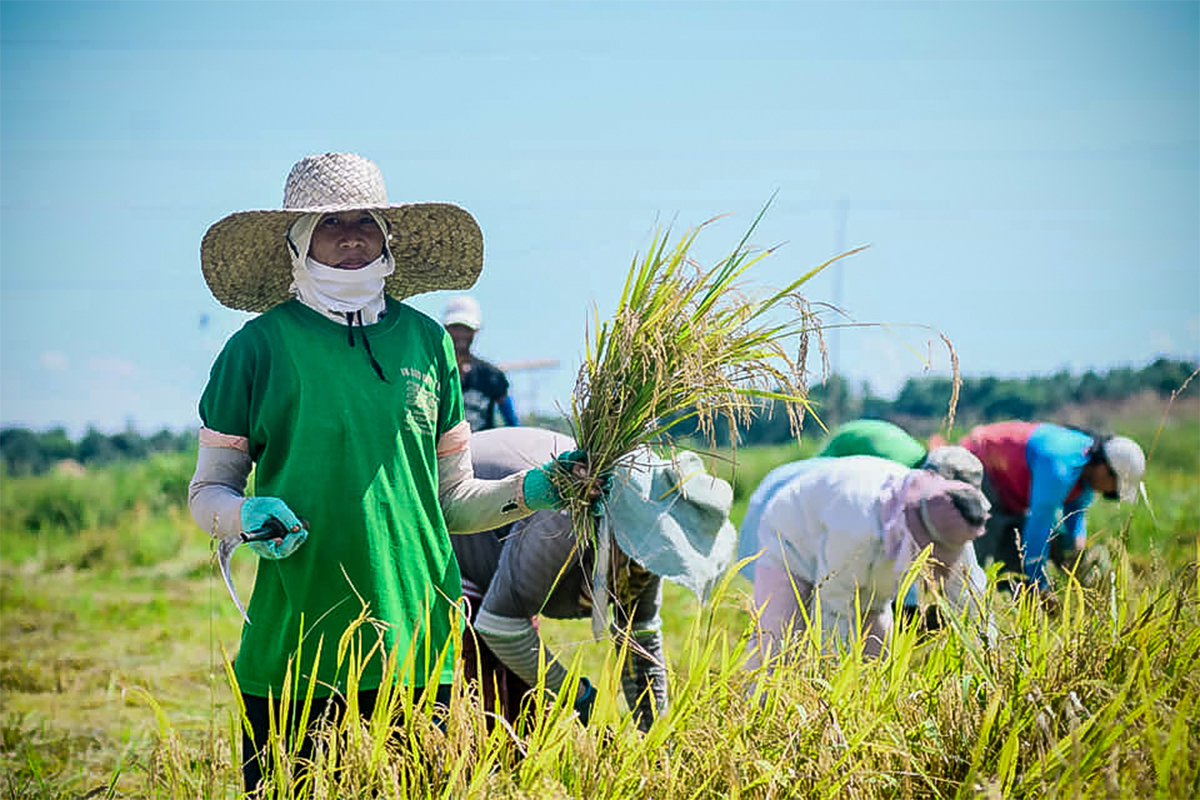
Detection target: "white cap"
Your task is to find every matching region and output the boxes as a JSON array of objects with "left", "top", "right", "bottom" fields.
[
  {"left": 1102, "top": 436, "right": 1146, "bottom": 504},
  {"left": 442, "top": 295, "right": 482, "bottom": 330},
  {"left": 922, "top": 445, "right": 984, "bottom": 489}
]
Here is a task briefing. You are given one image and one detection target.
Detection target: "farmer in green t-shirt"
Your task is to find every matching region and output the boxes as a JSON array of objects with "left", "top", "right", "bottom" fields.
[{"left": 189, "top": 152, "right": 601, "bottom": 794}]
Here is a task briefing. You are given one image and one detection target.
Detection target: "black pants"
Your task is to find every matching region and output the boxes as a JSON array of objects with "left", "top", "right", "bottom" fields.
[
  {"left": 241, "top": 684, "right": 453, "bottom": 796},
  {"left": 974, "top": 475, "right": 1075, "bottom": 590}
]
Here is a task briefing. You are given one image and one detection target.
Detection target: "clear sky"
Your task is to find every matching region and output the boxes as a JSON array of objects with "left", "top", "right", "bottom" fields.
[{"left": 2, "top": 1, "right": 1197, "bottom": 435}]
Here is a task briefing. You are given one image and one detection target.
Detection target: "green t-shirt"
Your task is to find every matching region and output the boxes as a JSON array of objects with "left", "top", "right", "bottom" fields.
[
  {"left": 817, "top": 419, "right": 927, "bottom": 469},
  {"left": 200, "top": 298, "right": 465, "bottom": 697}
]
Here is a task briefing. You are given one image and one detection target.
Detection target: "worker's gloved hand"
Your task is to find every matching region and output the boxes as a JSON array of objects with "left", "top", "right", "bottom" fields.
[
  {"left": 588, "top": 471, "right": 616, "bottom": 517},
  {"left": 241, "top": 497, "right": 308, "bottom": 560},
  {"left": 524, "top": 450, "right": 609, "bottom": 511},
  {"left": 573, "top": 677, "right": 597, "bottom": 726},
  {"left": 1076, "top": 543, "right": 1113, "bottom": 588}
]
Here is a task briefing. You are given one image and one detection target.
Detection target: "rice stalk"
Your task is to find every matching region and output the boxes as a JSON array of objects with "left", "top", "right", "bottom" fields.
[{"left": 558, "top": 206, "right": 863, "bottom": 541}]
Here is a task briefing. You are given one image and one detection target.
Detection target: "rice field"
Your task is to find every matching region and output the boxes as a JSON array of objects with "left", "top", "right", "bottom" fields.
[{"left": 1, "top": 410, "right": 1197, "bottom": 799}]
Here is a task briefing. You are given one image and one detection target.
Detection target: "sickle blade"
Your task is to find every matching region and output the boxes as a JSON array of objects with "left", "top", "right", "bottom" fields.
[{"left": 217, "top": 537, "right": 252, "bottom": 624}]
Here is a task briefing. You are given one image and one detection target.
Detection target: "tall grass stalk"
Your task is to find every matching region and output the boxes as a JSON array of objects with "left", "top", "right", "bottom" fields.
[{"left": 5, "top": 420, "right": 1194, "bottom": 798}]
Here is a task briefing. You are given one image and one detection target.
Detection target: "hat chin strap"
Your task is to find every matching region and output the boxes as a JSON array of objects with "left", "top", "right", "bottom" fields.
[{"left": 917, "top": 499, "right": 944, "bottom": 547}]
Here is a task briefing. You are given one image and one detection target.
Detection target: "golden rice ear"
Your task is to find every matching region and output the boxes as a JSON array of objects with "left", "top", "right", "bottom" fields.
[{"left": 559, "top": 205, "right": 870, "bottom": 556}]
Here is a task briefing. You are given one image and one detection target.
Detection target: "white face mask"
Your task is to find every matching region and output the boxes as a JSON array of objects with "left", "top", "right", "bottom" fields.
[{"left": 286, "top": 212, "right": 395, "bottom": 322}]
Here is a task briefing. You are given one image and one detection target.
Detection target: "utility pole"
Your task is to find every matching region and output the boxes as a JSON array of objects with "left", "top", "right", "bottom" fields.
[{"left": 829, "top": 197, "right": 849, "bottom": 425}]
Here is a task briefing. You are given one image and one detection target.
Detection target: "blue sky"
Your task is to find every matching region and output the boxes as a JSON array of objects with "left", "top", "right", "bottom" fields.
[{"left": 2, "top": 1, "right": 1197, "bottom": 435}]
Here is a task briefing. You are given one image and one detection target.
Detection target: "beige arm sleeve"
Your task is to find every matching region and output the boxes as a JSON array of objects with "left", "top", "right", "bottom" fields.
[
  {"left": 436, "top": 443, "right": 537, "bottom": 534},
  {"left": 187, "top": 429, "right": 250, "bottom": 541}
]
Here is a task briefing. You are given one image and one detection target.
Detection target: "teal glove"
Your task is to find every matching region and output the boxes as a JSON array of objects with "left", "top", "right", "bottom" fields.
[
  {"left": 523, "top": 449, "right": 591, "bottom": 511},
  {"left": 574, "top": 677, "right": 596, "bottom": 726},
  {"left": 241, "top": 497, "right": 307, "bottom": 560}
]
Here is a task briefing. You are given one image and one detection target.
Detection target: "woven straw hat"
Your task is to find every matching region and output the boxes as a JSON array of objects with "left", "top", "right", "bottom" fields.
[{"left": 201, "top": 152, "right": 483, "bottom": 311}]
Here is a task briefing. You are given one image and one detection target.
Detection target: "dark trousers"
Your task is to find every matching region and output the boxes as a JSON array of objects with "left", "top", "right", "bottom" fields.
[
  {"left": 974, "top": 475, "right": 1075, "bottom": 590},
  {"left": 460, "top": 584, "right": 535, "bottom": 725},
  {"left": 241, "top": 683, "right": 453, "bottom": 796}
]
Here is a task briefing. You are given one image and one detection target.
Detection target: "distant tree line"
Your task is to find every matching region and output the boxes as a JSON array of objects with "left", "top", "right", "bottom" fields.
[
  {"left": 3, "top": 358, "right": 1195, "bottom": 474},
  {"left": 660, "top": 357, "right": 1198, "bottom": 448},
  {"left": 0, "top": 425, "right": 195, "bottom": 476},
  {"left": 867, "top": 357, "right": 1199, "bottom": 425}
]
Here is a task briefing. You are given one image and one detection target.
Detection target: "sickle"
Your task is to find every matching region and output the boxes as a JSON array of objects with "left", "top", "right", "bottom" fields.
[
  {"left": 217, "top": 517, "right": 289, "bottom": 625},
  {"left": 217, "top": 537, "right": 252, "bottom": 624}
]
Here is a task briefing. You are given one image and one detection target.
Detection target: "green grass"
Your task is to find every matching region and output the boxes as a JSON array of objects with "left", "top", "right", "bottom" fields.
[{"left": 1, "top": 413, "right": 1198, "bottom": 798}]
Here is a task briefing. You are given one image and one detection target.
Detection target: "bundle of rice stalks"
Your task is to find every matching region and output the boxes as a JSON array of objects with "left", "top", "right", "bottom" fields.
[{"left": 558, "top": 207, "right": 864, "bottom": 528}]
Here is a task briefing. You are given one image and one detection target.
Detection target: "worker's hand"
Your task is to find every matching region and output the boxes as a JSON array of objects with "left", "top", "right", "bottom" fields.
[
  {"left": 573, "top": 677, "right": 597, "bottom": 726},
  {"left": 241, "top": 497, "right": 308, "bottom": 560},
  {"left": 1077, "top": 543, "right": 1113, "bottom": 588},
  {"left": 523, "top": 450, "right": 610, "bottom": 512}
]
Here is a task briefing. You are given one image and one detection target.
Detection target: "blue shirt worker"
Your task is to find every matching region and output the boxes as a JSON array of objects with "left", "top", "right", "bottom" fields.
[{"left": 960, "top": 421, "right": 1146, "bottom": 591}]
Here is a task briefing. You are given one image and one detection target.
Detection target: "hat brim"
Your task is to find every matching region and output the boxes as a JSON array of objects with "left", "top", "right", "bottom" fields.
[
  {"left": 443, "top": 314, "right": 481, "bottom": 331},
  {"left": 201, "top": 203, "right": 483, "bottom": 312},
  {"left": 605, "top": 450, "right": 737, "bottom": 603}
]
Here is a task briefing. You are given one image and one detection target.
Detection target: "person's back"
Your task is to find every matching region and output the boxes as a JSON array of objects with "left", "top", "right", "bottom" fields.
[
  {"left": 756, "top": 456, "right": 911, "bottom": 584},
  {"left": 818, "top": 419, "right": 927, "bottom": 468},
  {"left": 452, "top": 427, "right": 581, "bottom": 616},
  {"left": 737, "top": 458, "right": 820, "bottom": 578},
  {"left": 738, "top": 455, "right": 909, "bottom": 579},
  {"left": 959, "top": 421, "right": 1042, "bottom": 513},
  {"left": 461, "top": 357, "right": 515, "bottom": 430}
]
